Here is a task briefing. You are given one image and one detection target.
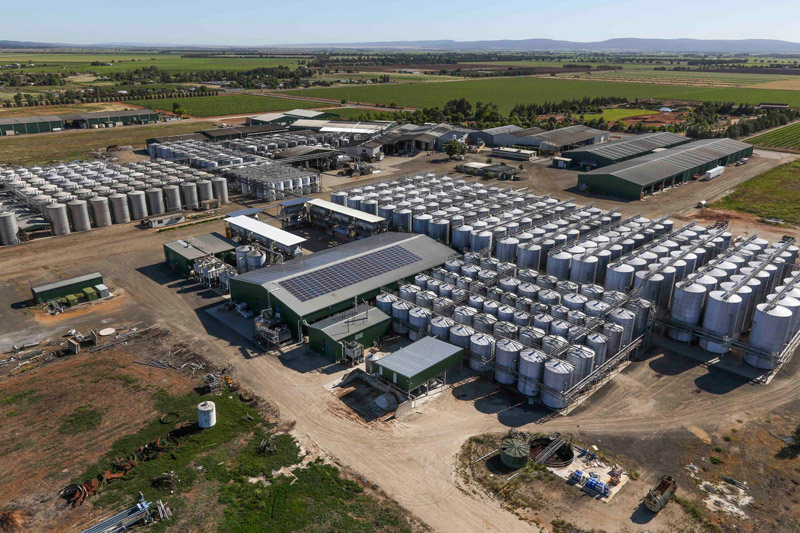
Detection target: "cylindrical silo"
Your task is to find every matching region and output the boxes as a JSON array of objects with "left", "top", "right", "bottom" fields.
[
  {"left": 163, "top": 184, "right": 182, "bottom": 212},
  {"left": 517, "top": 349, "right": 547, "bottom": 397},
  {"left": 67, "top": 199, "right": 91, "bottom": 232},
  {"left": 408, "top": 307, "right": 432, "bottom": 341},
  {"left": 196, "top": 180, "right": 213, "bottom": 203},
  {"left": 146, "top": 188, "right": 166, "bottom": 216},
  {"left": 376, "top": 292, "right": 397, "bottom": 314},
  {"left": 127, "top": 190, "right": 148, "bottom": 220},
  {"left": 449, "top": 325, "right": 475, "bottom": 349},
  {"left": 430, "top": 316, "right": 455, "bottom": 340},
  {"left": 495, "top": 339, "right": 522, "bottom": 385},
  {"left": 698, "top": 291, "right": 742, "bottom": 353},
  {"left": 180, "top": 181, "right": 199, "bottom": 209},
  {"left": 566, "top": 345, "right": 595, "bottom": 383},
  {"left": 745, "top": 303, "right": 792, "bottom": 369},
  {"left": 212, "top": 177, "right": 229, "bottom": 204},
  {"left": 541, "top": 360, "right": 574, "bottom": 409},
  {"left": 609, "top": 308, "right": 636, "bottom": 347},
  {"left": 586, "top": 333, "right": 608, "bottom": 366},
  {"left": 109, "top": 193, "right": 131, "bottom": 224},
  {"left": 391, "top": 300, "right": 413, "bottom": 334},
  {"left": 45, "top": 203, "right": 70, "bottom": 236},
  {"left": 0, "top": 211, "right": 20, "bottom": 245},
  {"left": 468, "top": 333, "right": 494, "bottom": 372},
  {"left": 605, "top": 263, "right": 635, "bottom": 292},
  {"left": 669, "top": 283, "right": 706, "bottom": 341}
]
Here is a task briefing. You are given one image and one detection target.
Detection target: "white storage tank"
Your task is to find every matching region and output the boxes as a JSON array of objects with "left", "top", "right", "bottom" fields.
[
  {"left": 566, "top": 345, "right": 595, "bottom": 382},
  {"left": 391, "top": 300, "right": 413, "bottom": 334},
  {"left": 46, "top": 203, "right": 71, "bottom": 236},
  {"left": 745, "top": 303, "right": 792, "bottom": 369},
  {"left": 449, "top": 325, "right": 475, "bottom": 349},
  {"left": 127, "top": 190, "right": 148, "bottom": 220},
  {"left": 198, "top": 401, "right": 216, "bottom": 428},
  {"left": 698, "top": 290, "right": 742, "bottom": 353},
  {"left": 67, "top": 199, "right": 91, "bottom": 232},
  {"left": 430, "top": 316, "right": 455, "bottom": 340},
  {"left": 408, "top": 307, "right": 432, "bottom": 341},
  {"left": 376, "top": 292, "right": 397, "bottom": 314},
  {"left": 109, "top": 193, "right": 131, "bottom": 224}
]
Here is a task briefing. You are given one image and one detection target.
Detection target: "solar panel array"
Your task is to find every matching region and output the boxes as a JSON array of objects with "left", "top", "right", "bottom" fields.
[{"left": 279, "top": 245, "right": 421, "bottom": 302}]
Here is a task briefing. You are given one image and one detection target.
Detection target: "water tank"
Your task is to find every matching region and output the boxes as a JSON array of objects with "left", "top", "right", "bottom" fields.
[
  {"left": 430, "top": 316, "right": 455, "bottom": 340},
  {"left": 698, "top": 290, "right": 742, "bottom": 353},
  {"left": 0, "top": 211, "right": 20, "bottom": 245},
  {"left": 495, "top": 339, "right": 523, "bottom": 385},
  {"left": 566, "top": 345, "right": 595, "bottom": 382},
  {"left": 408, "top": 307, "right": 432, "bottom": 341},
  {"left": 127, "top": 190, "right": 148, "bottom": 220},
  {"left": 376, "top": 292, "right": 397, "bottom": 314},
  {"left": 146, "top": 188, "right": 166, "bottom": 216},
  {"left": 746, "top": 303, "right": 793, "bottom": 369},
  {"left": 67, "top": 200, "right": 91, "bottom": 232},
  {"left": 391, "top": 300, "right": 413, "bottom": 334},
  {"left": 163, "top": 185, "right": 182, "bottom": 212},
  {"left": 46, "top": 203, "right": 71, "bottom": 236},
  {"left": 541, "top": 360, "right": 574, "bottom": 409},
  {"left": 198, "top": 401, "right": 216, "bottom": 428},
  {"left": 180, "top": 182, "right": 199, "bottom": 209},
  {"left": 109, "top": 194, "right": 131, "bottom": 224}
]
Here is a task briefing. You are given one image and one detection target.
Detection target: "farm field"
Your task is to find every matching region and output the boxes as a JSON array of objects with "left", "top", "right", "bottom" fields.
[
  {"left": 746, "top": 121, "right": 800, "bottom": 151},
  {"left": 331, "top": 107, "right": 406, "bottom": 120},
  {"left": 556, "top": 68, "right": 793, "bottom": 88},
  {"left": 712, "top": 160, "right": 800, "bottom": 224},
  {"left": 580, "top": 108, "right": 659, "bottom": 121},
  {"left": 0, "top": 120, "right": 215, "bottom": 165},
  {"left": 129, "top": 94, "right": 328, "bottom": 117},
  {"left": 0, "top": 52, "right": 306, "bottom": 73},
  {"left": 315, "top": 72, "right": 459, "bottom": 83},
  {"left": 0, "top": 101, "right": 142, "bottom": 118},
  {"left": 286, "top": 76, "right": 800, "bottom": 112}
]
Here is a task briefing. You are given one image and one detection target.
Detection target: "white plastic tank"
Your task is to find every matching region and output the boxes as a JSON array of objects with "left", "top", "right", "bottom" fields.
[{"left": 198, "top": 401, "right": 216, "bottom": 428}]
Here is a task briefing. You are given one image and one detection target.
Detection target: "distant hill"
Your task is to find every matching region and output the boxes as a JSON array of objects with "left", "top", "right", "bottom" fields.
[
  {"left": 285, "top": 38, "right": 800, "bottom": 54},
  {"left": 2, "top": 38, "right": 800, "bottom": 54}
]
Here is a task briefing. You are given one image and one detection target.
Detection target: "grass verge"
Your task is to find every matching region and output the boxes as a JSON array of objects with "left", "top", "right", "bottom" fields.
[{"left": 711, "top": 160, "right": 800, "bottom": 224}]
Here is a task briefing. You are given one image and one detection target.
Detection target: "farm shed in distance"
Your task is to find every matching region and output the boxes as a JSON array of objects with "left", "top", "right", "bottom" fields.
[
  {"left": 31, "top": 272, "right": 104, "bottom": 303},
  {"left": 308, "top": 304, "right": 391, "bottom": 362},
  {"left": 532, "top": 125, "right": 609, "bottom": 153},
  {"left": 578, "top": 138, "right": 753, "bottom": 200},
  {"left": 229, "top": 233, "right": 455, "bottom": 340},
  {"left": 562, "top": 132, "right": 691, "bottom": 169},
  {"left": 1, "top": 109, "right": 159, "bottom": 136},
  {"left": 374, "top": 336, "right": 465, "bottom": 393}
]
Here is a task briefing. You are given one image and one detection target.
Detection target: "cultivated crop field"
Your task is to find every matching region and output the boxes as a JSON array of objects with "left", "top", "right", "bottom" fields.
[
  {"left": 286, "top": 77, "right": 800, "bottom": 112},
  {"left": 747, "top": 121, "right": 800, "bottom": 151},
  {"left": 129, "top": 95, "right": 328, "bottom": 117},
  {"left": 580, "top": 108, "right": 658, "bottom": 121},
  {"left": 0, "top": 52, "right": 306, "bottom": 73},
  {"left": 712, "top": 160, "right": 800, "bottom": 224}
]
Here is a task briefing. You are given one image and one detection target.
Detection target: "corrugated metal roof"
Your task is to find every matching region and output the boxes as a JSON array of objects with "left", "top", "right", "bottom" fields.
[
  {"left": 306, "top": 199, "right": 384, "bottom": 224},
  {"left": 164, "top": 232, "right": 237, "bottom": 260},
  {"left": 225, "top": 215, "right": 306, "bottom": 247},
  {"left": 307, "top": 304, "right": 389, "bottom": 341},
  {"left": 582, "top": 138, "right": 752, "bottom": 186},
  {"left": 226, "top": 207, "right": 264, "bottom": 218},
  {"left": 562, "top": 132, "right": 689, "bottom": 162},
  {"left": 533, "top": 125, "right": 607, "bottom": 148},
  {"left": 285, "top": 109, "right": 326, "bottom": 118},
  {"left": 31, "top": 272, "right": 103, "bottom": 295},
  {"left": 510, "top": 126, "right": 546, "bottom": 138},
  {"left": 482, "top": 125, "right": 523, "bottom": 135},
  {"left": 0, "top": 109, "right": 157, "bottom": 127},
  {"left": 232, "top": 233, "right": 455, "bottom": 318},
  {"left": 375, "top": 336, "right": 462, "bottom": 379}
]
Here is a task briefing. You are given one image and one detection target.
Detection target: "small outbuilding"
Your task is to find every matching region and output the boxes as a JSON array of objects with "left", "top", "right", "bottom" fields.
[
  {"left": 163, "top": 232, "right": 237, "bottom": 276},
  {"left": 374, "top": 336, "right": 464, "bottom": 393},
  {"left": 31, "top": 272, "right": 104, "bottom": 303},
  {"left": 308, "top": 304, "right": 391, "bottom": 362}
]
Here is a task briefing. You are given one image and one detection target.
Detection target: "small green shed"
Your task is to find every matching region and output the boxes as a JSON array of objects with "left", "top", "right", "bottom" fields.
[
  {"left": 31, "top": 272, "right": 104, "bottom": 303},
  {"left": 307, "top": 304, "right": 390, "bottom": 362},
  {"left": 374, "top": 336, "right": 464, "bottom": 392},
  {"left": 163, "top": 232, "right": 236, "bottom": 276}
]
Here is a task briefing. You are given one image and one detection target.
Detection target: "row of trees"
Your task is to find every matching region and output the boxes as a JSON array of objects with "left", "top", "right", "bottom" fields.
[{"left": 683, "top": 102, "right": 800, "bottom": 139}]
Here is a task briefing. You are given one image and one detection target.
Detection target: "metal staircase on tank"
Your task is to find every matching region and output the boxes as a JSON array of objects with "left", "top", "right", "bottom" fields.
[{"left": 533, "top": 433, "right": 567, "bottom": 464}]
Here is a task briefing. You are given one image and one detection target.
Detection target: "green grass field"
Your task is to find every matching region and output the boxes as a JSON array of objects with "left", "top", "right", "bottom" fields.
[
  {"left": 0, "top": 121, "right": 216, "bottom": 165},
  {"left": 712, "top": 160, "right": 800, "bottom": 224},
  {"left": 0, "top": 52, "right": 305, "bottom": 73},
  {"left": 129, "top": 95, "right": 329, "bottom": 117},
  {"left": 747, "top": 121, "right": 800, "bottom": 151},
  {"left": 580, "top": 108, "right": 659, "bottom": 121},
  {"left": 286, "top": 77, "right": 800, "bottom": 112}
]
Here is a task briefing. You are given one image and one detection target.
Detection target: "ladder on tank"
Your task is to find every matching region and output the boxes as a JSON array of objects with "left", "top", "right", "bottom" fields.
[{"left": 534, "top": 434, "right": 567, "bottom": 464}]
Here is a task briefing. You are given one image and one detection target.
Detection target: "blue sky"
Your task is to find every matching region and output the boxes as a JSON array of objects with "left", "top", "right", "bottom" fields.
[{"left": 4, "top": 0, "right": 800, "bottom": 45}]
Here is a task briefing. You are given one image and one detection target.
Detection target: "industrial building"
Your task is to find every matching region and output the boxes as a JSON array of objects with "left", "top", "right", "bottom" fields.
[
  {"left": 308, "top": 304, "right": 391, "bottom": 362},
  {"left": 219, "top": 163, "right": 319, "bottom": 202},
  {"left": 578, "top": 138, "right": 754, "bottom": 200},
  {"left": 306, "top": 198, "right": 388, "bottom": 238},
  {"left": 163, "top": 233, "right": 236, "bottom": 276},
  {"left": 491, "top": 147, "right": 536, "bottom": 161},
  {"left": 530, "top": 125, "right": 609, "bottom": 153},
  {"left": 562, "top": 132, "right": 691, "bottom": 169},
  {"left": 229, "top": 233, "right": 455, "bottom": 340},
  {"left": 0, "top": 109, "right": 159, "bottom": 136},
  {"left": 246, "top": 109, "right": 340, "bottom": 126},
  {"left": 31, "top": 272, "right": 105, "bottom": 303},
  {"left": 470, "top": 125, "right": 546, "bottom": 148},
  {"left": 457, "top": 162, "right": 520, "bottom": 180},
  {"left": 225, "top": 215, "right": 306, "bottom": 260},
  {"left": 374, "top": 336, "right": 464, "bottom": 393}
]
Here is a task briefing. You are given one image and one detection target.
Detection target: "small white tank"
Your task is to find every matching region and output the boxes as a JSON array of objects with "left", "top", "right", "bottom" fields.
[{"left": 198, "top": 401, "right": 216, "bottom": 428}]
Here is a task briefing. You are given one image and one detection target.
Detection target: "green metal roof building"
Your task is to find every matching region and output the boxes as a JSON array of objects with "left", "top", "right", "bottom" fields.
[
  {"left": 578, "top": 138, "right": 753, "bottom": 200},
  {"left": 374, "top": 336, "right": 464, "bottom": 392},
  {"left": 163, "top": 232, "right": 237, "bottom": 276},
  {"left": 229, "top": 233, "right": 455, "bottom": 341},
  {"left": 562, "top": 132, "right": 691, "bottom": 169},
  {"left": 31, "top": 272, "right": 104, "bottom": 303},
  {"left": 0, "top": 109, "right": 159, "bottom": 136},
  {"left": 307, "top": 304, "right": 390, "bottom": 362}
]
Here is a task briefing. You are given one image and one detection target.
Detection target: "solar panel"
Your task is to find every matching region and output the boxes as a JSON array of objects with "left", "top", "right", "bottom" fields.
[{"left": 279, "top": 245, "right": 421, "bottom": 302}]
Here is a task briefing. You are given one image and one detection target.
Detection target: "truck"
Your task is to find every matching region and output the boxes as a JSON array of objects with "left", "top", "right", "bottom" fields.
[
  {"left": 701, "top": 166, "right": 725, "bottom": 181},
  {"left": 644, "top": 474, "right": 677, "bottom": 512}
]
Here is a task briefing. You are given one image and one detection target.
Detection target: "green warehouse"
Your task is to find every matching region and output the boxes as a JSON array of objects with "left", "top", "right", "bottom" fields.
[
  {"left": 31, "top": 272, "right": 104, "bottom": 303},
  {"left": 229, "top": 233, "right": 455, "bottom": 341},
  {"left": 0, "top": 109, "right": 159, "bottom": 136},
  {"left": 163, "top": 233, "right": 237, "bottom": 276},
  {"left": 578, "top": 138, "right": 753, "bottom": 200},
  {"left": 374, "top": 336, "right": 465, "bottom": 394},
  {"left": 308, "top": 304, "right": 390, "bottom": 362}
]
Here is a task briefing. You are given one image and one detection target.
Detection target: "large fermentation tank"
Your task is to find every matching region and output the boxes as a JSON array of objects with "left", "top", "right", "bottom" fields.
[
  {"left": 180, "top": 182, "right": 199, "bottom": 209},
  {"left": 376, "top": 292, "right": 397, "bottom": 314},
  {"left": 669, "top": 283, "right": 706, "bottom": 342},
  {"left": 468, "top": 333, "right": 494, "bottom": 372},
  {"left": 146, "top": 188, "right": 166, "bottom": 216},
  {"left": 45, "top": 203, "right": 71, "bottom": 236},
  {"left": 517, "top": 349, "right": 547, "bottom": 397},
  {"left": 127, "top": 190, "right": 148, "bottom": 220},
  {"left": 698, "top": 291, "right": 742, "bottom": 353},
  {"left": 541, "top": 360, "right": 574, "bottom": 409},
  {"left": 494, "top": 339, "right": 523, "bottom": 385},
  {"left": 745, "top": 303, "right": 793, "bottom": 369},
  {"left": 67, "top": 200, "right": 91, "bottom": 232},
  {"left": 109, "top": 193, "right": 131, "bottom": 224},
  {"left": 163, "top": 185, "right": 182, "bottom": 212},
  {"left": 391, "top": 300, "right": 413, "bottom": 334},
  {"left": 566, "top": 345, "right": 595, "bottom": 382},
  {"left": 212, "top": 177, "right": 229, "bottom": 204},
  {"left": 408, "top": 307, "right": 432, "bottom": 341},
  {"left": 0, "top": 211, "right": 20, "bottom": 245}
]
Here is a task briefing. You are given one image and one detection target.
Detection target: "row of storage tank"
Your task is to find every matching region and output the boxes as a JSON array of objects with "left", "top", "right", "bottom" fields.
[
  {"left": 148, "top": 140, "right": 260, "bottom": 168},
  {"left": 0, "top": 160, "right": 231, "bottom": 241},
  {"left": 219, "top": 164, "right": 320, "bottom": 201},
  {"left": 220, "top": 132, "right": 352, "bottom": 155}
]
